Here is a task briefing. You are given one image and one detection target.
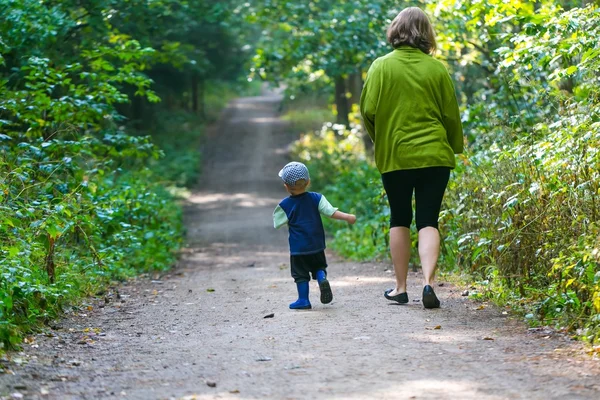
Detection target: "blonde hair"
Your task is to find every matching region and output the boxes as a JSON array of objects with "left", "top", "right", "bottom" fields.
[
  {"left": 387, "top": 7, "right": 437, "bottom": 55},
  {"left": 286, "top": 179, "right": 309, "bottom": 195},
  {"left": 291, "top": 178, "right": 308, "bottom": 188}
]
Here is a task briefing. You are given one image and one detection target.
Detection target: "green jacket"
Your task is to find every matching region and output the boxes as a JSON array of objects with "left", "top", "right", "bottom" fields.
[{"left": 360, "top": 46, "right": 464, "bottom": 173}]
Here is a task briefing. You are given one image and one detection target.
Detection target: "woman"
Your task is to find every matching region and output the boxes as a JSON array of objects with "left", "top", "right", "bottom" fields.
[{"left": 360, "top": 7, "right": 464, "bottom": 308}]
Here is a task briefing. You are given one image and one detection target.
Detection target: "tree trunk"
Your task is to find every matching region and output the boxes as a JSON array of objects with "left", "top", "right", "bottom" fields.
[
  {"left": 132, "top": 93, "right": 144, "bottom": 129},
  {"left": 191, "top": 73, "right": 206, "bottom": 120},
  {"left": 347, "top": 70, "right": 363, "bottom": 106},
  {"left": 334, "top": 76, "right": 349, "bottom": 127},
  {"left": 198, "top": 76, "right": 206, "bottom": 120},
  {"left": 346, "top": 70, "right": 373, "bottom": 152},
  {"left": 191, "top": 72, "right": 198, "bottom": 113},
  {"left": 45, "top": 235, "right": 55, "bottom": 284}
]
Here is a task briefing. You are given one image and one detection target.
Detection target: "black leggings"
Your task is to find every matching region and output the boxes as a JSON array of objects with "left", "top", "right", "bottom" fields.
[{"left": 381, "top": 167, "right": 450, "bottom": 231}]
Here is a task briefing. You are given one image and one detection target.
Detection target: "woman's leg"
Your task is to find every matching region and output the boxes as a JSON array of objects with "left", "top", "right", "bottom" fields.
[
  {"left": 381, "top": 170, "right": 414, "bottom": 296},
  {"left": 414, "top": 167, "right": 450, "bottom": 286},
  {"left": 418, "top": 227, "right": 440, "bottom": 286},
  {"left": 389, "top": 226, "right": 411, "bottom": 294}
]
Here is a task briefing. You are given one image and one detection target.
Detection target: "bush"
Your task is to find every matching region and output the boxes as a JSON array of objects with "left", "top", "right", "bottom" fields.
[
  {"left": 0, "top": 8, "right": 183, "bottom": 350},
  {"left": 443, "top": 122, "right": 600, "bottom": 341},
  {"left": 0, "top": 132, "right": 182, "bottom": 349}
]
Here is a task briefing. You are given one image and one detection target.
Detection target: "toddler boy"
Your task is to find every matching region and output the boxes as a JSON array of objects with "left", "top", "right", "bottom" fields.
[{"left": 273, "top": 161, "right": 356, "bottom": 309}]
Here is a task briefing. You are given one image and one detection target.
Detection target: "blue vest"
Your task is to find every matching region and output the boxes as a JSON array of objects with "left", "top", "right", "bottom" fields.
[{"left": 278, "top": 192, "right": 326, "bottom": 255}]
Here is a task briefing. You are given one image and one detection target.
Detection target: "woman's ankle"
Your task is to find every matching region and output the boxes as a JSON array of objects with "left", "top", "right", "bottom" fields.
[{"left": 390, "top": 287, "right": 406, "bottom": 295}]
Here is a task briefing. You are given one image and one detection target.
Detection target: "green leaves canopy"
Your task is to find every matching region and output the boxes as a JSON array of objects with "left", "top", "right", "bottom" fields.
[{"left": 249, "top": 0, "right": 402, "bottom": 84}]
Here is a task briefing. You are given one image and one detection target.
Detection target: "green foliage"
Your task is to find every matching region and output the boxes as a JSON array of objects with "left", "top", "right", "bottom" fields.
[
  {"left": 248, "top": 0, "right": 408, "bottom": 81},
  {"left": 248, "top": 0, "right": 409, "bottom": 123},
  {"left": 144, "top": 111, "right": 205, "bottom": 187},
  {"left": 0, "top": 0, "right": 258, "bottom": 350},
  {"left": 0, "top": 0, "right": 189, "bottom": 350},
  {"left": 0, "top": 131, "right": 183, "bottom": 350},
  {"left": 441, "top": 4, "right": 600, "bottom": 342}
]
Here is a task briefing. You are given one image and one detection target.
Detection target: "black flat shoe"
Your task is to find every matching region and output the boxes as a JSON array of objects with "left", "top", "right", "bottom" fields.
[
  {"left": 384, "top": 289, "right": 408, "bottom": 304},
  {"left": 422, "top": 285, "right": 440, "bottom": 309}
]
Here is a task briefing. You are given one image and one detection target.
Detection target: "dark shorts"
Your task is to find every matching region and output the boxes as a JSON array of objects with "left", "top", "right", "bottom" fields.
[
  {"left": 381, "top": 167, "right": 450, "bottom": 231},
  {"left": 290, "top": 251, "right": 328, "bottom": 283}
]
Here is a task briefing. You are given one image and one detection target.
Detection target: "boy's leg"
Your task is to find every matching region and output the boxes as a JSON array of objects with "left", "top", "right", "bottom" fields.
[
  {"left": 290, "top": 282, "right": 311, "bottom": 310},
  {"left": 317, "top": 275, "right": 333, "bottom": 304},
  {"left": 310, "top": 252, "right": 332, "bottom": 304},
  {"left": 290, "top": 256, "right": 312, "bottom": 309}
]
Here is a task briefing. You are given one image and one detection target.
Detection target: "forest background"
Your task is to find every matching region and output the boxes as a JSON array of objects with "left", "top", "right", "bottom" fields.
[{"left": 1, "top": 0, "right": 599, "bottom": 350}]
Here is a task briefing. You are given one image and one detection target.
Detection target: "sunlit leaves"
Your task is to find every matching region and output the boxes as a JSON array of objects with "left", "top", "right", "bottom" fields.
[{"left": 249, "top": 0, "right": 397, "bottom": 83}]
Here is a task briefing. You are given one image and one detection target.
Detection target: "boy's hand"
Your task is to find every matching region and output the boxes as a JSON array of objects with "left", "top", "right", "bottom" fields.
[{"left": 347, "top": 214, "right": 357, "bottom": 225}]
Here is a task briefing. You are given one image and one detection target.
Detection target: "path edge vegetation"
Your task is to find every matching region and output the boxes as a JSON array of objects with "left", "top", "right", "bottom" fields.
[{"left": 0, "top": 0, "right": 257, "bottom": 352}]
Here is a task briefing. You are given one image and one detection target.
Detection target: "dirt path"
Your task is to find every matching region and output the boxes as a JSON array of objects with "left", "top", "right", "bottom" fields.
[{"left": 2, "top": 93, "right": 600, "bottom": 400}]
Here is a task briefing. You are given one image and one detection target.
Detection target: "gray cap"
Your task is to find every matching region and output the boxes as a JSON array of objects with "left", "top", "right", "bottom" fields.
[{"left": 278, "top": 161, "right": 310, "bottom": 186}]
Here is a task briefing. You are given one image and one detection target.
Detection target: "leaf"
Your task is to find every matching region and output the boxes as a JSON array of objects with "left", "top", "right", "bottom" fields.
[
  {"left": 46, "top": 224, "right": 62, "bottom": 239},
  {"left": 206, "top": 288, "right": 215, "bottom": 292}
]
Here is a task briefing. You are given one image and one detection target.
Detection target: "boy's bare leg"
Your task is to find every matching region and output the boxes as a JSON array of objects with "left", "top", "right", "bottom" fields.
[
  {"left": 418, "top": 227, "right": 440, "bottom": 286},
  {"left": 388, "top": 226, "right": 410, "bottom": 295}
]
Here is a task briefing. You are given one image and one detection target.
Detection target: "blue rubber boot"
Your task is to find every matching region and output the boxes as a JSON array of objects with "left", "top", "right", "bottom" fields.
[
  {"left": 289, "top": 282, "right": 311, "bottom": 309},
  {"left": 316, "top": 270, "right": 333, "bottom": 304}
]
